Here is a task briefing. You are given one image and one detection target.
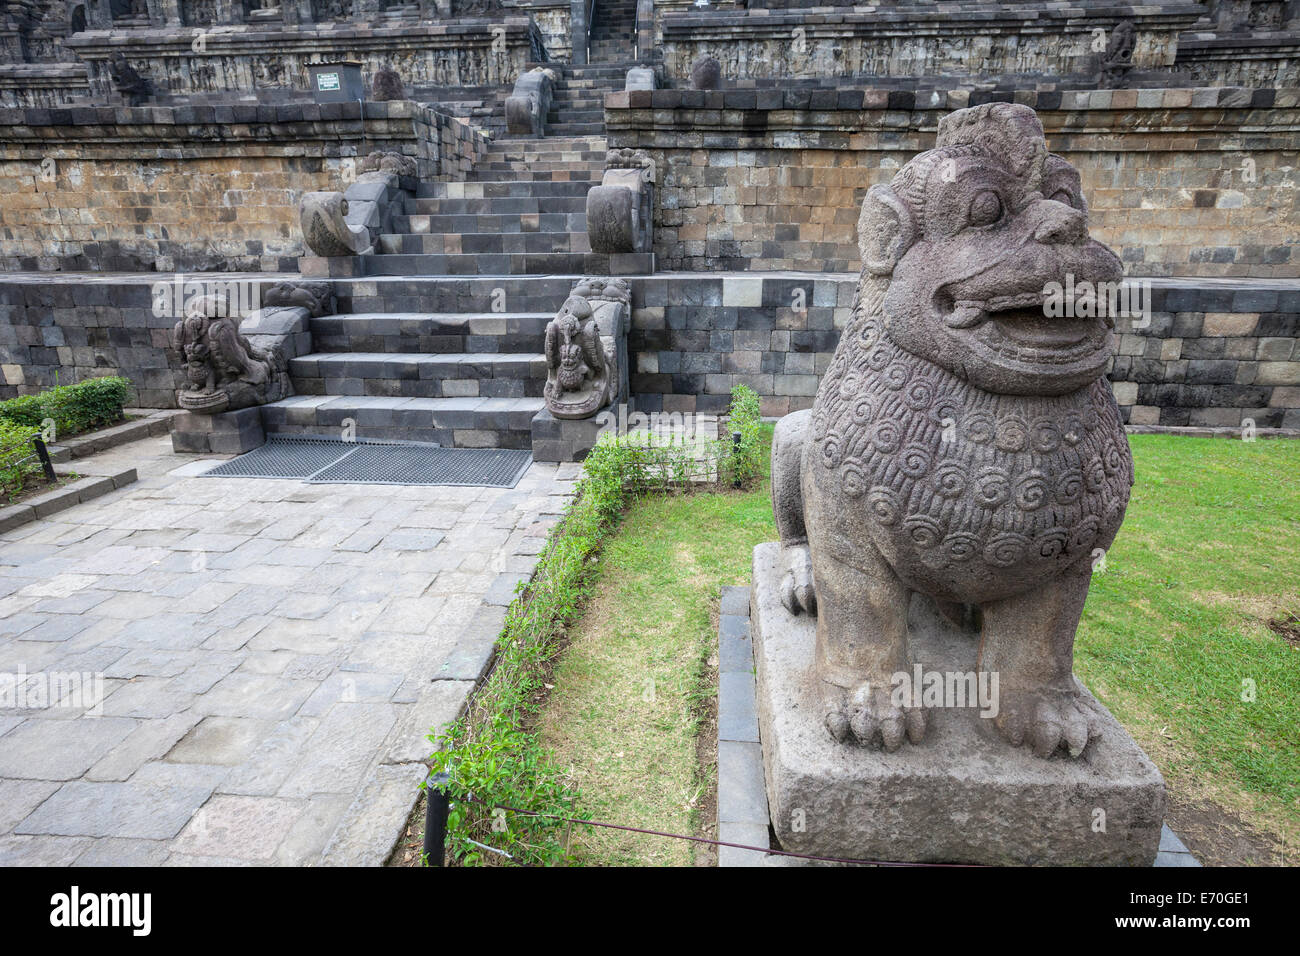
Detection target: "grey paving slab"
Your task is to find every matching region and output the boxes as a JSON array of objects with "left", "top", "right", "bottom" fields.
[
  {"left": 0, "top": 717, "right": 138, "bottom": 780},
  {"left": 0, "top": 435, "right": 574, "bottom": 865},
  {"left": 14, "top": 777, "right": 218, "bottom": 840}
]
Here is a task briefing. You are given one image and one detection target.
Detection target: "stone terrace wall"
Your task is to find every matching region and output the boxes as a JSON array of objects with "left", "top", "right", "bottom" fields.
[
  {"left": 0, "top": 100, "right": 488, "bottom": 272},
  {"left": 0, "top": 275, "right": 277, "bottom": 406},
  {"left": 604, "top": 86, "right": 1300, "bottom": 279},
  {"left": 657, "top": 4, "right": 1204, "bottom": 83},
  {"left": 620, "top": 274, "right": 1300, "bottom": 428},
  {"left": 3, "top": 273, "right": 1296, "bottom": 427},
  {"left": 511, "top": 0, "right": 573, "bottom": 61},
  {"left": 64, "top": 18, "right": 543, "bottom": 100},
  {"left": 1177, "top": 30, "right": 1300, "bottom": 88}
]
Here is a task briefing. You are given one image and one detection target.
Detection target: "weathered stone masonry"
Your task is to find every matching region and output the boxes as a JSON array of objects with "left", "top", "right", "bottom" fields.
[
  {"left": 604, "top": 86, "right": 1300, "bottom": 279},
  {"left": 0, "top": 100, "right": 488, "bottom": 272},
  {"left": 3, "top": 274, "right": 1297, "bottom": 431}
]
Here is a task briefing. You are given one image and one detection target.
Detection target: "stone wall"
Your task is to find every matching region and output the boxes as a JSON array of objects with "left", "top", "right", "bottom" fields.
[
  {"left": 0, "top": 63, "right": 89, "bottom": 108},
  {"left": 0, "top": 99, "right": 488, "bottom": 272},
  {"left": 1176, "top": 31, "right": 1300, "bottom": 88},
  {"left": 64, "top": 18, "right": 544, "bottom": 100},
  {"left": 620, "top": 274, "right": 1300, "bottom": 429},
  {"left": 512, "top": 0, "right": 571, "bottom": 61},
  {"left": 0, "top": 275, "right": 282, "bottom": 407},
  {"left": 6, "top": 273, "right": 1295, "bottom": 429},
  {"left": 604, "top": 86, "right": 1300, "bottom": 279},
  {"left": 657, "top": 4, "right": 1203, "bottom": 84}
]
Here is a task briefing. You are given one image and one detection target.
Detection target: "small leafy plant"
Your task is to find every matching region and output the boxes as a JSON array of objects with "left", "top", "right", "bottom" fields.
[{"left": 0, "top": 420, "right": 43, "bottom": 498}]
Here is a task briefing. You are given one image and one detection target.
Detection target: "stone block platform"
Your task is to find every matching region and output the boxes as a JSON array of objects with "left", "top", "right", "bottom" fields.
[{"left": 747, "top": 542, "right": 1167, "bottom": 866}]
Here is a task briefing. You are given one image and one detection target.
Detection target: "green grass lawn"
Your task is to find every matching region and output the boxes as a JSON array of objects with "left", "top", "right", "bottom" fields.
[
  {"left": 1076, "top": 435, "right": 1300, "bottom": 861},
  {"left": 539, "top": 430, "right": 1299, "bottom": 865}
]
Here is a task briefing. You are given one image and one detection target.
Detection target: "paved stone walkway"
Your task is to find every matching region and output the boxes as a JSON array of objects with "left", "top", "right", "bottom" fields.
[{"left": 0, "top": 436, "right": 577, "bottom": 865}]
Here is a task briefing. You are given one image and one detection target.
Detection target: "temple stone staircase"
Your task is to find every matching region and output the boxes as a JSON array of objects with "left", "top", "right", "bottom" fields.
[
  {"left": 264, "top": 19, "right": 646, "bottom": 451},
  {"left": 589, "top": 0, "right": 638, "bottom": 63},
  {"left": 262, "top": 277, "right": 578, "bottom": 449},
  {"left": 368, "top": 62, "right": 636, "bottom": 277}
]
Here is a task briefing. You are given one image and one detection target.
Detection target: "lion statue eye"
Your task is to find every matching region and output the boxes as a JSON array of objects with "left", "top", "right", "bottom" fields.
[
  {"left": 968, "top": 190, "right": 1002, "bottom": 227},
  {"left": 1051, "top": 188, "right": 1076, "bottom": 206}
]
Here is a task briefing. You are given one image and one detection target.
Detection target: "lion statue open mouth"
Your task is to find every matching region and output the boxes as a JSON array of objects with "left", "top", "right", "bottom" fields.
[{"left": 772, "top": 102, "right": 1134, "bottom": 760}]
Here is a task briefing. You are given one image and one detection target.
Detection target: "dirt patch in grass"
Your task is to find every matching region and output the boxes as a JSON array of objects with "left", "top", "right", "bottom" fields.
[
  {"left": 1166, "top": 795, "right": 1287, "bottom": 866},
  {"left": 1265, "top": 614, "right": 1300, "bottom": 648}
]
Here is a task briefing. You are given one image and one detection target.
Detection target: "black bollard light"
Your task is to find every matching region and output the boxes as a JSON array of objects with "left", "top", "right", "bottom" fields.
[{"left": 423, "top": 771, "right": 451, "bottom": 867}]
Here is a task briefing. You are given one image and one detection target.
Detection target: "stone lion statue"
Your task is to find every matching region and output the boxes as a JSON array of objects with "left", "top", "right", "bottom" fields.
[{"left": 772, "top": 102, "right": 1134, "bottom": 759}]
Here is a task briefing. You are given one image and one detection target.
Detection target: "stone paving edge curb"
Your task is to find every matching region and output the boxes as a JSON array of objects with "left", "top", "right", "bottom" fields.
[
  {"left": 46, "top": 410, "right": 181, "bottom": 463},
  {"left": 0, "top": 467, "right": 137, "bottom": 533}
]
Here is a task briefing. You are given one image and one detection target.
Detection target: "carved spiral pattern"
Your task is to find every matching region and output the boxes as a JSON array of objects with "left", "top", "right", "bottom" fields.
[
  {"left": 806, "top": 329, "right": 1132, "bottom": 580},
  {"left": 883, "top": 362, "right": 911, "bottom": 390},
  {"left": 904, "top": 379, "right": 934, "bottom": 411},
  {"left": 867, "top": 486, "right": 902, "bottom": 526},
  {"left": 851, "top": 396, "right": 875, "bottom": 425},
  {"left": 974, "top": 466, "right": 1012, "bottom": 508},
  {"left": 965, "top": 410, "right": 996, "bottom": 444},
  {"left": 984, "top": 532, "right": 1031, "bottom": 568},
  {"left": 871, "top": 420, "right": 902, "bottom": 455},
  {"left": 905, "top": 514, "right": 945, "bottom": 548},
  {"left": 1013, "top": 470, "right": 1050, "bottom": 511},
  {"left": 842, "top": 459, "right": 869, "bottom": 498},
  {"left": 943, "top": 531, "right": 982, "bottom": 562},
  {"left": 898, "top": 443, "right": 932, "bottom": 479},
  {"left": 932, "top": 460, "right": 968, "bottom": 499},
  {"left": 1031, "top": 417, "right": 1061, "bottom": 453},
  {"left": 994, "top": 416, "right": 1028, "bottom": 452}
]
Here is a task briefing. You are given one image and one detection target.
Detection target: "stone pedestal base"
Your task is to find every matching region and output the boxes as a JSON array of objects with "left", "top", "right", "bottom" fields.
[
  {"left": 531, "top": 404, "right": 632, "bottom": 462},
  {"left": 171, "top": 408, "right": 266, "bottom": 455},
  {"left": 750, "top": 541, "right": 1166, "bottom": 866}
]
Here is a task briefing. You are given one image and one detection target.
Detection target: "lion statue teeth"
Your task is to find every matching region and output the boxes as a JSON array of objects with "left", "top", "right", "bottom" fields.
[{"left": 772, "top": 103, "right": 1134, "bottom": 760}]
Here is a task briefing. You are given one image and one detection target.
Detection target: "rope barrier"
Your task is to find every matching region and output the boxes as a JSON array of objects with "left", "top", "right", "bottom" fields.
[{"left": 451, "top": 791, "right": 983, "bottom": 867}]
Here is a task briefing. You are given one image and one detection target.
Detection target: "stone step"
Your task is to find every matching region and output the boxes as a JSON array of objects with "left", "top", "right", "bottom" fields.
[
  {"left": 416, "top": 180, "right": 594, "bottom": 199},
  {"left": 559, "top": 63, "right": 636, "bottom": 74},
  {"left": 308, "top": 311, "right": 552, "bottom": 354},
  {"left": 396, "top": 211, "right": 585, "bottom": 235},
  {"left": 290, "top": 352, "right": 547, "bottom": 400},
  {"left": 378, "top": 232, "right": 592, "bottom": 255},
  {"left": 545, "top": 110, "right": 605, "bottom": 123},
  {"left": 364, "top": 251, "right": 652, "bottom": 277},
  {"left": 334, "top": 278, "right": 579, "bottom": 316},
  {"left": 262, "top": 395, "right": 544, "bottom": 449},
  {"left": 470, "top": 162, "right": 603, "bottom": 175},
  {"left": 467, "top": 168, "right": 601, "bottom": 182},
  {"left": 477, "top": 149, "right": 606, "bottom": 162},
  {"left": 404, "top": 196, "right": 589, "bottom": 215},
  {"left": 490, "top": 134, "right": 607, "bottom": 147},
  {"left": 365, "top": 251, "right": 596, "bottom": 276},
  {"left": 544, "top": 122, "right": 605, "bottom": 135}
]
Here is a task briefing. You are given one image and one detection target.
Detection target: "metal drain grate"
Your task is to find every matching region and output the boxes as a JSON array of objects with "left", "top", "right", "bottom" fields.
[
  {"left": 201, "top": 435, "right": 358, "bottom": 480},
  {"left": 200, "top": 434, "right": 532, "bottom": 488},
  {"left": 312, "top": 444, "right": 532, "bottom": 487}
]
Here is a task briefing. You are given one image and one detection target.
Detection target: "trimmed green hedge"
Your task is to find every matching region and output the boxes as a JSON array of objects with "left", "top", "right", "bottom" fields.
[{"left": 0, "top": 376, "right": 133, "bottom": 442}]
